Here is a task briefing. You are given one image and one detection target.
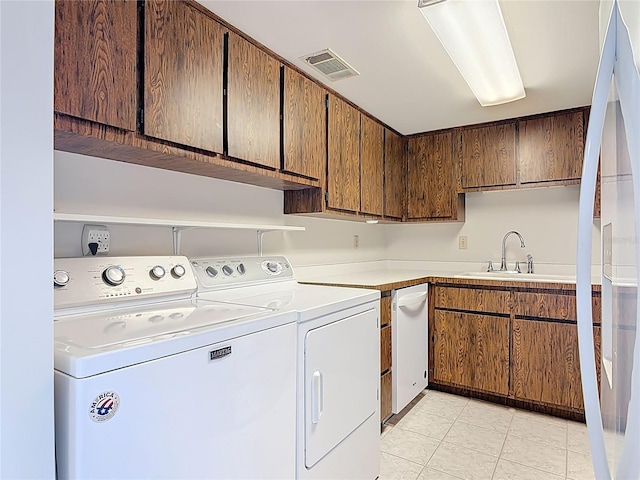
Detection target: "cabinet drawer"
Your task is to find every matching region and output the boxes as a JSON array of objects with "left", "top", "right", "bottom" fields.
[
  {"left": 380, "top": 325, "right": 391, "bottom": 373},
  {"left": 434, "top": 286, "right": 510, "bottom": 315},
  {"left": 514, "top": 292, "right": 602, "bottom": 324},
  {"left": 380, "top": 295, "right": 392, "bottom": 327}
]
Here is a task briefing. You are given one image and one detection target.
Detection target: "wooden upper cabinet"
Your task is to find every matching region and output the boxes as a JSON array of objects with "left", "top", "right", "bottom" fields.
[
  {"left": 407, "top": 132, "right": 455, "bottom": 219},
  {"left": 227, "top": 32, "right": 280, "bottom": 169},
  {"left": 460, "top": 122, "right": 516, "bottom": 189},
  {"left": 384, "top": 129, "right": 406, "bottom": 219},
  {"left": 519, "top": 111, "right": 584, "bottom": 184},
  {"left": 327, "top": 95, "right": 361, "bottom": 212},
  {"left": 54, "top": 0, "right": 137, "bottom": 131},
  {"left": 360, "top": 116, "right": 384, "bottom": 216},
  {"left": 144, "top": 0, "right": 224, "bottom": 153},
  {"left": 282, "top": 67, "right": 326, "bottom": 180}
]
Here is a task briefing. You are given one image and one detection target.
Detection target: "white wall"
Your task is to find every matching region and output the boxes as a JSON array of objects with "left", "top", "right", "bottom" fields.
[
  {"left": 54, "top": 151, "right": 387, "bottom": 267},
  {"left": 385, "top": 186, "right": 602, "bottom": 274},
  {"left": 0, "top": 1, "right": 55, "bottom": 478},
  {"left": 55, "top": 151, "right": 600, "bottom": 276}
]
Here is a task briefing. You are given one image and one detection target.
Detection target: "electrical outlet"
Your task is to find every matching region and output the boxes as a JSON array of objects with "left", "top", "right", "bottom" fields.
[
  {"left": 353, "top": 235, "right": 359, "bottom": 249},
  {"left": 458, "top": 235, "right": 468, "bottom": 250},
  {"left": 82, "top": 224, "right": 110, "bottom": 256}
]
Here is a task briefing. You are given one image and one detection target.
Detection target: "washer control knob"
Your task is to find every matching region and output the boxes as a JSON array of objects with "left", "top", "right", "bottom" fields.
[
  {"left": 237, "top": 263, "right": 246, "bottom": 275},
  {"left": 102, "top": 266, "right": 126, "bottom": 286},
  {"left": 150, "top": 265, "right": 166, "bottom": 280},
  {"left": 222, "top": 265, "right": 234, "bottom": 276},
  {"left": 205, "top": 266, "right": 218, "bottom": 278},
  {"left": 53, "top": 270, "right": 70, "bottom": 287},
  {"left": 267, "top": 262, "right": 279, "bottom": 273},
  {"left": 172, "top": 264, "right": 186, "bottom": 278}
]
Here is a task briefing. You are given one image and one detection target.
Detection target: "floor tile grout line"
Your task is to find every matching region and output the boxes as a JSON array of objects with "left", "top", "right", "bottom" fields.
[{"left": 491, "top": 407, "right": 516, "bottom": 479}]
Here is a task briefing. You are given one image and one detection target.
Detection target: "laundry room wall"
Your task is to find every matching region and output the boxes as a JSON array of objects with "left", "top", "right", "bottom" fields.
[
  {"left": 54, "top": 151, "right": 387, "bottom": 268},
  {"left": 383, "top": 186, "right": 602, "bottom": 275},
  {"left": 55, "top": 151, "right": 600, "bottom": 274}
]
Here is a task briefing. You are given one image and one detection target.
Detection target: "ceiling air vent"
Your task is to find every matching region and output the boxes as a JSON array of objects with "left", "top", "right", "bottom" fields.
[{"left": 301, "top": 49, "right": 359, "bottom": 82}]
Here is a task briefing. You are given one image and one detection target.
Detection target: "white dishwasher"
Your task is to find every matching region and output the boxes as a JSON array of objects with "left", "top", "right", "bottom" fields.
[{"left": 391, "top": 283, "right": 428, "bottom": 414}]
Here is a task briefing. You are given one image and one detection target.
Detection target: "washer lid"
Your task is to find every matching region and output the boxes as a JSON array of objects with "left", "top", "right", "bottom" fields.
[
  {"left": 54, "top": 301, "right": 270, "bottom": 350},
  {"left": 54, "top": 300, "right": 293, "bottom": 378}
]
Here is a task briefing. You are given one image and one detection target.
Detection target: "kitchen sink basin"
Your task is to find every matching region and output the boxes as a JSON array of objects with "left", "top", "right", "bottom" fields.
[{"left": 453, "top": 271, "right": 577, "bottom": 283}]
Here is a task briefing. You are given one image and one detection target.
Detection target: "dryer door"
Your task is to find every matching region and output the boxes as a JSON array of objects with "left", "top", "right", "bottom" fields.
[{"left": 304, "top": 307, "right": 378, "bottom": 468}]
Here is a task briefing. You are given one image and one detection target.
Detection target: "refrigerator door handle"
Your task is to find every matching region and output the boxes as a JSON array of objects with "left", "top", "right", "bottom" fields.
[{"left": 576, "top": 4, "right": 616, "bottom": 480}]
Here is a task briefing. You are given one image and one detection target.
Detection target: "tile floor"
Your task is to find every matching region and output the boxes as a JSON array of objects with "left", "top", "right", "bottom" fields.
[{"left": 380, "top": 390, "right": 595, "bottom": 480}]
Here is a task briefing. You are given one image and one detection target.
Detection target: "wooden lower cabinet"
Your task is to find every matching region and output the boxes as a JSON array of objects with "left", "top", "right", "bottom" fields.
[
  {"left": 433, "top": 310, "right": 509, "bottom": 396},
  {"left": 380, "top": 294, "right": 393, "bottom": 422},
  {"left": 380, "top": 371, "right": 392, "bottom": 422},
  {"left": 512, "top": 320, "right": 600, "bottom": 411},
  {"left": 430, "top": 283, "right": 602, "bottom": 417}
]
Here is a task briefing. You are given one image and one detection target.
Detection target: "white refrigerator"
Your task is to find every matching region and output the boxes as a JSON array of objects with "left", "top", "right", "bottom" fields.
[{"left": 577, "top": 1, "right": 640, "bottom": 479}]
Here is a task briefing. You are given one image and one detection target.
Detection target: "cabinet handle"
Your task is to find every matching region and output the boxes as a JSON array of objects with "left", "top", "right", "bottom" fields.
[{"left": 311, "top": 371, "right": 323, "bottom": 424}]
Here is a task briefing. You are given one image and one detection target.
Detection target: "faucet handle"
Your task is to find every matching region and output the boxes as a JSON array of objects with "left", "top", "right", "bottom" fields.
[
  {"left": 526, "top": 254, "right": 534, "bottom": 274},
  {"left": 515, "top": 261, "right": 522, "bottom": 273},
  {"left": 483, "top": 260, "right": 494, "bottom": 272}
]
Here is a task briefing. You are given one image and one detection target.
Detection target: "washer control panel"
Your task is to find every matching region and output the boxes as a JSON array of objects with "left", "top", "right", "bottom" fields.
[
  {"left": 54, "top": 256, "right": 197, "bottom": 310},
  {"left": 190, "top": 256, "right": 293, "bottom": 290}
]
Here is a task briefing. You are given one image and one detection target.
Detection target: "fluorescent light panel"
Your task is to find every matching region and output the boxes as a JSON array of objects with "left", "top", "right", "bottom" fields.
[{"left": 418, "top": 0, "right": 525, "bottom": 106}]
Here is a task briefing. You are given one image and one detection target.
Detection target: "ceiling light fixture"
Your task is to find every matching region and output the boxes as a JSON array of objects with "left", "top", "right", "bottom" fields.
[{"left": 418, "top": 0, "right": 525, "bottom": 106}]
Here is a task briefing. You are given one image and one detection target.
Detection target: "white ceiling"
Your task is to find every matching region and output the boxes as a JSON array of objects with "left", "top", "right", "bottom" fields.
[{"left": 198, "top": 0, "right": 601, "bottom": 135}]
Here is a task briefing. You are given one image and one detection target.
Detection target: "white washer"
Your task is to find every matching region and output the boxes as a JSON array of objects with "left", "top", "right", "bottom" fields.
[
  {"left": 190, "top": 256, "right": 381, "bottom": 479},
  {"left": 53, "top": 255, "right": 297, "bottom": 480}
]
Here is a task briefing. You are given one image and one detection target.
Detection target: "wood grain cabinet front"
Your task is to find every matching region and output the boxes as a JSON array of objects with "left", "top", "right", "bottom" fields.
[
  {"left": 227, "top": 32, "right": 281, "bottom": 169},
  {"left": 281, "top": 67, "right": 326, "bottom": 180},
  {"left": 360, "top": 116, "right": 384, "bottom": 216},
  {"left": 327, "top": 95, "right": 361, "bottom": 213},
  {"left": 144, "top": 0, "right": 225, "bottom": 153},
  {"left": 519, "top": 111, "right": 584, "bottom": 184},
  {"left": 407, "top": 132, "right": 463, "bottom": 221},
  {"left": 380, "top": 295, "right": 393, "bottom": 422},
  {"left": 459, "top": 122, "right": 516, "bottom": 189},
  {"left": 54, "top": 0, "right": 138, "bottom": 131},
  {"left": 430, "top": 283, "right": 602, "bottom": 417},
  {"left": 433, "top": 310, "right": 509, "bottom": 396},
  {"left": 383, "top": 129, "right": 407, "bottom": 220}
]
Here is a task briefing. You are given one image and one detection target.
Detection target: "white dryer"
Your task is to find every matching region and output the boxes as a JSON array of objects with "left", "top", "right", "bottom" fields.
[
  {"left": 190, "top": 256, "right": 381, "bottom": 479},
  {"left": 53, "top": 256, "right": 297, "bottom": 479}
]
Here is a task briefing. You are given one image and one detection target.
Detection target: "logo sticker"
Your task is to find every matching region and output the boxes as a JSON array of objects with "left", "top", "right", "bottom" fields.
[
  {"left": 209, "top": 346, "right": 232, "bottom": 361},
  {"left": 89, "top": 391, "right": 120, "bottom": 423}
]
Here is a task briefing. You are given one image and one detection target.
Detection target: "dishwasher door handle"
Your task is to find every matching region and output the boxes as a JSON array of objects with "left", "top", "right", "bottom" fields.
[
  {"left": 397, "top": 291, "right": 427, "bottom": 308},
  {"left": 311, "top": 370, "right": 323, "bottom": 424}
]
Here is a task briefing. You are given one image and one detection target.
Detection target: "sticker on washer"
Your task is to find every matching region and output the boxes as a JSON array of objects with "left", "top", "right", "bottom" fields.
[{"left": 89, "top": 391, "right": 120, "bottom": 423}]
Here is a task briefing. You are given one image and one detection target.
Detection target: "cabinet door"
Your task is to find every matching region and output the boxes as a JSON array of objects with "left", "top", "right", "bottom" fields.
[
  {"left": 144, "top": 0, "right": 224, "bottom": 152},
  {"left": 460, "top": 123, "right": 516, "bottom": 189},
  {"left": 282, "top": 67, "right": 326, "bottom": 180},
  {"left": 227, "top": 32, "right": 280, "bottom": 169},
  {"left": 407, "top": 132, "right": 454, "bottom": 219},
  {"left": 433, "top": 310, "right": 509, "bottom": 395},
  {"left": 384, "top": 129, "right": 406, "bottom": 219},
  {"left": 380, "top": 371, "right": 392, "bottom": 422},
  {"left": 327, "top": 95, "right": 360, "bottom": 212},
  {"left": 54, "top": 0, "right": 137, "bottom": 131},
  {"left": 360, "top": 116, "right": 384, "bottom": 216},
  {"left": 519, "top": 111, "right": 584, "bottom": 184},
  {"left": 512, "top": 320, "right": 600, "bottom": 411}
]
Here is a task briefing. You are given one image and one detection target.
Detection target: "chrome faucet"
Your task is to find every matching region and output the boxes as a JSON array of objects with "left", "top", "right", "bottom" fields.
[{"left": 500, "top": 231, "right": 526, "bottom": 271}]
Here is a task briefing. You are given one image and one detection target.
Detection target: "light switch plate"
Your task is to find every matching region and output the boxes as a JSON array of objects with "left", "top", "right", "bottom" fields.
[{"left": 458, "top": 236, "right": 468, "bottom": 250}]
